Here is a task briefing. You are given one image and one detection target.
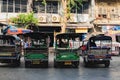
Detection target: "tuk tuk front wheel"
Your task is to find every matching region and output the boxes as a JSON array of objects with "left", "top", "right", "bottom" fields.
[
  {"left": 11, "top": 59, "right": 20, "bottom": 67},
  {"left": 54, "top": 61, "right": 58, "bottom": 68},
  {"left": 43, "top": 61, "right": 48, "bottom": 68},
  {"left": 73, "top": 61, "right": 79, "bottom": 68},
  {"left": 25, "top": 61, "right": 31, "bottom": 68},
  {"left": 104, "top": 60, "right": 110, "bottom": 68},
  {"left": 83, "top": 57, "right": 89, "bottom": 67}
]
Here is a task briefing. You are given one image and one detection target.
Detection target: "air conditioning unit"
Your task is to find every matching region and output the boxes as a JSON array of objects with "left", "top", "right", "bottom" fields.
[
  {"left": 52, "top": 14, "right": 60, "bottom": 22},
  {"left": 78, "top": 14, "right": 89, "bottom": 22},
  {"left": 68, "top": 14, "right": 78, "bottom": 23},
  {"left": 38, "top": 15, "right": 46, "bottom": 22}
]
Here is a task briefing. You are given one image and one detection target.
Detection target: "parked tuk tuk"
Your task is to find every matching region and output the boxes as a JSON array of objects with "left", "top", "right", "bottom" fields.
[
  {"left": 81, "top": 34, "right": 112, "bottom": 67},
  {"left": 23, "top": 32, "right": 49, "bottom": 68},
  {"left": 54, "top": 33, "right": 82, "bottom": 68},
  {"left": 0, "top": 35, "right": 21, "bottom": 67}
]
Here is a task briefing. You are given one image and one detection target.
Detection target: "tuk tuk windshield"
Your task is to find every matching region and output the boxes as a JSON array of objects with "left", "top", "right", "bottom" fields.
[
  {"left": 86, "top": 35, "right": 112, "bottom": 55},
  {"left": 30, "top": 38, "right": 47, "bottom": 48},
  {"left": 56, "top": 33, "right": 83, "bottom": 49},
  {"left": 91, "top": 40, "right": 112, "bottom": 48},
  {"left": 23, "top": 32, "right": 49, "bottom": 48},
  {"left": 88, "top": 35, "right": 112, "bottom": 49},
  {"left": 0, "top": 35, "right": 17, "bottom": 52}
]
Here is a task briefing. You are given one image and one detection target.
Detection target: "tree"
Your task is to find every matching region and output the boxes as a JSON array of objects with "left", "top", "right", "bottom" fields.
[
  {"left": 61, "top": 0, "right": 83, "bottom": 33},
  {"left": 10, "top": 12, "right": 38, "bottom": 29}
]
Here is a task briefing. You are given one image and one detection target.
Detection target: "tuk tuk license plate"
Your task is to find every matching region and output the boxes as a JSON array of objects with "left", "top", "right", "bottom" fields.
[
  {"left": 32, "top": 60, "right": 40, "bottom": 64},
  {"left": 0, "top": 53, "right": 12, "bottom": 56},
  {"left": 64, "top": 61, "right": 72, "bottom": 65}
]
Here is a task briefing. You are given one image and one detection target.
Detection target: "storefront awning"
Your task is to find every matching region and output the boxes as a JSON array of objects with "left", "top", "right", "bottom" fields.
[
  {"left": 37, "top": 26, "right": 61, "bottom": 32},
  {"left": 0, "top": 22, "right": 8, "bottom": 26},
  {"left": 66, "top": 23, "right": 93, "bottom": 28}
]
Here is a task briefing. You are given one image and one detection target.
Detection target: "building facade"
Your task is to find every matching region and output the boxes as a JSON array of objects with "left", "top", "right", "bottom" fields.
[
  {"left": 0, "top": 0, "right": 93, "bottom": 33},
  {"left": 93, "top": 0, "right": 120, "bottom": 33}
]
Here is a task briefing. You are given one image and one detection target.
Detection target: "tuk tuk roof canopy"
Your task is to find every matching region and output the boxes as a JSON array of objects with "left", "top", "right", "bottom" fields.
[
  {"left": 23, "top": 32, "right": 48, "bottom": 39},
  {"left": 56, "top": 33, "right": 84, "bottom": 39},
  {"left": 89, "top": 35, "right": 112, "bottom": 41},
  {"left": 0, "top": 35, "right": 15, "bottom": 40}
]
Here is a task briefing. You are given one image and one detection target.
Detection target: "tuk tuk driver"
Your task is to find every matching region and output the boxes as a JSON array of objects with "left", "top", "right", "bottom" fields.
[{"left": 89, "top": 40, "right": 96, "bottom": 47}]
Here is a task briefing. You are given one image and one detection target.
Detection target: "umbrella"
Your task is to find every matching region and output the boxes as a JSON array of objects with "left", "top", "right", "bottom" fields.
[
  {"left": 7, "top": 28, "right": 33, "bottom": 35},
  {"left": 5, "top": 25, "right": 33, "bottom": 35}
]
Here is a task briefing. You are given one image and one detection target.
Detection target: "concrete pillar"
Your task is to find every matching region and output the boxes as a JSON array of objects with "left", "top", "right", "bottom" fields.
[
  {"left": 61, "top": 0, "right": 67, "bottom": 33},
  {"left": 91, "top": 0, "right": 95, "bottom": 19}
]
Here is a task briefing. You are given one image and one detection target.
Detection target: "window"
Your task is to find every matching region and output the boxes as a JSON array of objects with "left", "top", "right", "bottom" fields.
[
  {"left": 71, "top": 1, "right": 90, "bottom": 14},
  {"left": 21, "top": 0, "right": 27, "bottom": 12},
  {"left": 1, "top": 0, "right": 27, "bottom": 13},
  {"left": 33, "top": 1, "right": 38, "bottom": 13},
  {"left": 46, "top": 1, "right": 58, "bottom": 13},
  {"left": 39, "top": 1, "right": 45, "bottom": 13},
  {"left": 82, "top": 1, "right": 89, "bottom": 13},
  {"left": 33, "top": 1, "right": 45, "bottom": 13},
  {"left": 1, "top": 0, "right": 7, "bottom": 12},
  {"left": 15, "top": 0, "right": 20, "bottom": 12},
  {"left": 8, "top": 0, "right": 13, "bottom": 12},
  {"left": 33, "top": 1, "right": 58, "bottom": 13}
]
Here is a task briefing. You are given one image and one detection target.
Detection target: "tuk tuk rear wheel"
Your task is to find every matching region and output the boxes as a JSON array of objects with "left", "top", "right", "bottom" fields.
[
  {"left": 54, "top": 61, "right": 58, "bottom": 68},
  {"left": 16, "top": 59, "right": 20, "bottom": 67},
  {"left": 11, "top": 59, "right": 20, "bottom": 67},
  {"left": 73, "top": 64, "right": 79, "bottom": 68},
  {"left": 84, "top": 62, "right": 90, "bottom": 67},
  {"left": 104, "top": 61, "right": 110, "bottom": 68}
]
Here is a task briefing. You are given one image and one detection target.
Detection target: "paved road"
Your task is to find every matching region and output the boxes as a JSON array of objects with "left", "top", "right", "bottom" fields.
[{"left": 0, "top": 52, "right": 120, "bottom": 80}]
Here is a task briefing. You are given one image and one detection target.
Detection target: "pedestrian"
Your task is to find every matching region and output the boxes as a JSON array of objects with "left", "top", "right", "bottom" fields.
[{"left": 24, "top": 41, "right": 29, "bottom": 48}]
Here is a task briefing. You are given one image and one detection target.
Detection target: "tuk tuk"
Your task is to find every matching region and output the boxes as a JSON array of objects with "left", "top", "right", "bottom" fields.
[
  {"left": 23, "top": 32, "right": 49, "bottom": 68},
  {"left": 54, "top": 33, "right": 82, "bottom": 68},
  {"left": 81, "top": 34, "right": 112, "bottom": 67},
  {"left": 0, "top": 35, "right": 21, "bottom": 67}
]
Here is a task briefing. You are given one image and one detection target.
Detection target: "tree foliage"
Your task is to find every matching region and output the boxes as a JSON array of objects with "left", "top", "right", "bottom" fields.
[
  {"left": 42, "top": 0, "right": 46, "bottom": 5},
  {"left": 10, "top": 12, "right": 38, "bottom": 28}
]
